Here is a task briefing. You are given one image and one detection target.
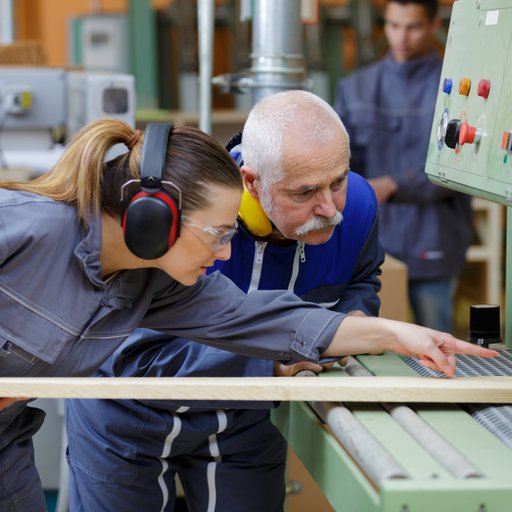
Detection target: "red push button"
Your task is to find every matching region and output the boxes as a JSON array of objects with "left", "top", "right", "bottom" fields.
[
  {"left": 459, "top": 122, "right": 477, "bottom": 145},
  {"left": 477, "top": 79, "right": 491, "bottom": 99}
]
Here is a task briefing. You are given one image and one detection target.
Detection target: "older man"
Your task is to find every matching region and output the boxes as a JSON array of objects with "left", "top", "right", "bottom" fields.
[{"left": 65, "top": 90, "right": 384, "bottom": 512}]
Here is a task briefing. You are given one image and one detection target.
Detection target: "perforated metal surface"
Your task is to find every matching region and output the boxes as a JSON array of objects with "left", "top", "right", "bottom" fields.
[{"left": 405, "top": 349, "right": 512, "bottom": 448}]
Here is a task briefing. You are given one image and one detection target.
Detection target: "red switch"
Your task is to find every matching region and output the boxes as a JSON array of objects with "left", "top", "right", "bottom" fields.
[
  {"left": 501, "top": 132, "right": 509, "bottom": 150},
  {"left": 502, "top": 131, "right": 512, "bottom": 151},
  {"left": 459, "top": 122, "right": 478, "bottom": 145},
  {"left": 477, "top": 79, "right": 491, "bottom": 99}
]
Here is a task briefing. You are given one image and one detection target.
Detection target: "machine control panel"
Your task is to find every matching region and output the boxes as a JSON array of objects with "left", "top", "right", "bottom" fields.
[{"left": 426, "top": 0, "right": 512, "bottom": 204}]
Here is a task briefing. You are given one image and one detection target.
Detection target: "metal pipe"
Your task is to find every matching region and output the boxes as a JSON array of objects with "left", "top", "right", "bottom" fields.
[
  {"left": 250, "top": 0, "right": 306, "bottom": 104},
  {"left": 342, "top": 358, "right": 484, "bottom": 479},
  {"left": 350, "top": 0, "right": 376, "bottom": 66},
  {"left": 309, "top": 400, "right": 409, "bottom": 484},
  {"left": 211, "top": 0, "right": 310, "bottom": 106},
  {"left": 197, "top": 0, "right": 214, "bottom": 134},
  {"left": 297, "top": 370, "right": 409, "bottom": 485},
  {"left": 0, "top": 0, "right": 14, "bottom": 44},
  {"left": 383, "top": 403, "right": 483, "bottom": 479}
]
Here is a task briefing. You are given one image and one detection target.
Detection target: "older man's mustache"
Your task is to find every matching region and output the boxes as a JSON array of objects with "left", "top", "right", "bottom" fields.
[{"left": 295, "top": 211, "right": 343, "bottom": 237}]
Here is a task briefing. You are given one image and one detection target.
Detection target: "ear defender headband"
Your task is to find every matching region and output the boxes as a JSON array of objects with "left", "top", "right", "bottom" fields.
[{"left": 121, "top": 122, "right": 182, "bottom": 259}]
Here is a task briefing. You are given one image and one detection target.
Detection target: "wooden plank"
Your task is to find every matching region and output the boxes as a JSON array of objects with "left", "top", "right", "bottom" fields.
[{"left": 0, "top": 376, "right": 511, "bottom": 403}]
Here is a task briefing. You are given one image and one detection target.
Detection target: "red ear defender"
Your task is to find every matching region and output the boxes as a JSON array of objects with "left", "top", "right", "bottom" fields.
[{"left": 121, "top": 123, "right": 182, "bottom": 259}]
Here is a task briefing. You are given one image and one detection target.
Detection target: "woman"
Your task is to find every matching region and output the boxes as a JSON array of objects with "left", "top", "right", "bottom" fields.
[{"left": 0, "top": 119, "right": 496, "bottom": 511}]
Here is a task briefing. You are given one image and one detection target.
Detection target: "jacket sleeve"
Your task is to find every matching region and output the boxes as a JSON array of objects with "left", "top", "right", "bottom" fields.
[
  {"left": 102, "top": 330, "right": 278, "bottom": 410},
  {"left": 331, "top": 216, "right": 383, "bottom": 316},
  {"left": 141, "top": 271, "right": 346, "bottom": 364}
]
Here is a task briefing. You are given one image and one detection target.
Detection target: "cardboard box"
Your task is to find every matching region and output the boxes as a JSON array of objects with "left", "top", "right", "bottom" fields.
[
  {"left": 285, "top": 448, "right": 333, "bottom": 512},
  {"left": 378, "top": 253, "right": 409, "bottom": 321}
]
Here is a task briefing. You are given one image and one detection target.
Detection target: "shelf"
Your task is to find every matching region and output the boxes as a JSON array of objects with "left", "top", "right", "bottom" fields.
[{"left": 464, "top": 197, "right": 504, "bottom": 305}]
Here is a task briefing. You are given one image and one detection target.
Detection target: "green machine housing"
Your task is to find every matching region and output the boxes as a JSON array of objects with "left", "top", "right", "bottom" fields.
[
  {"left": 425, "top": 0, "right": 512, "bottom": 345},
  {"left": 274, "top": 2, "right": 512, "bottom": 511}
]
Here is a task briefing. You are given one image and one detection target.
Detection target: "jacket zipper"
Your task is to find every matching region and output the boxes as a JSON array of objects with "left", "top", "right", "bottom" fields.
[
  {"left": 248, "top": 241, "right": 267, "bottom": 292},
  {"left": 288, "top": 241, "right": 305, "bottom": 292}
]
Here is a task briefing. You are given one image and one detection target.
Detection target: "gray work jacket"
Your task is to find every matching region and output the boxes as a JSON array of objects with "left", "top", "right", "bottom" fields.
[
  {"left": 0, "top": 189, "right": 343, "bottom": 378},
  {"left": 335, "top": 52, "right": 472, "bottom": 280}
]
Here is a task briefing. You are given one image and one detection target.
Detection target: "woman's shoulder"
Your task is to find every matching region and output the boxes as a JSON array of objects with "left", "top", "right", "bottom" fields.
[
  {"left": 1, "top": 188, "right": 60, "bottom": 208},
  {"left": 0, "top": 188, "right": 76, "bottom": 215},
  {"left": 0, "top": 189, "right": 79, "bottom": 247}
]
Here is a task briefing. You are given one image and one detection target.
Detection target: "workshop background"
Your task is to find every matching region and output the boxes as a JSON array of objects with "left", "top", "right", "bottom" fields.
[
  {"left": 3, "top": 0, "right": 503, "bottom": 326},
  {"left": 0, "top": 1, "right": 507, "bottom": 511}
]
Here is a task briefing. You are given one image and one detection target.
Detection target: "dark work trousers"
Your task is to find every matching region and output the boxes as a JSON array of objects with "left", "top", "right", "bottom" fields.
[
  {"left": 0, "top": 401, "right": 46, "bottom": 512},
  {"left": 66, "top": 398, "right": 287, "bottom": 512}
]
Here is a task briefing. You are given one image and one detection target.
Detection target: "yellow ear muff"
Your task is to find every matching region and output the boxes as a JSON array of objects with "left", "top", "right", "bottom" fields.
[{"left": 238, "top": 186, "right": 273, "bottom": 237}]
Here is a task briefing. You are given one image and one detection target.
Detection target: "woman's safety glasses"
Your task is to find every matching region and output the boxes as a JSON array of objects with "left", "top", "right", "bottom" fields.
[{"left": 182, "top": 215, "right": 238, "bottom": 252}]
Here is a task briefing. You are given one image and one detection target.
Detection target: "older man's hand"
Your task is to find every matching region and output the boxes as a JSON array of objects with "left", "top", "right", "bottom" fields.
[{"left": 274, "top": 361, "right": 325, "bottom": 376}]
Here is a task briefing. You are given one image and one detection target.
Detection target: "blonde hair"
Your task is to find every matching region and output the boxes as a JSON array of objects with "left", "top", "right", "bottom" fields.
[
  {"left": 1, "top": 119, "right": 137, "bottom": 223},
  {"left": 0, "top": 118, "right": 242, "bottom": 225}
]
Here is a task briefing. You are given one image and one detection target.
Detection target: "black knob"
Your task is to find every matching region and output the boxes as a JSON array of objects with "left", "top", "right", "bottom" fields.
[
  {"left": 445, "top": 119, "right": 462, "bottom": 149},
  {"left": 468, "top": 304, "right": 501, "bottom": 347}
]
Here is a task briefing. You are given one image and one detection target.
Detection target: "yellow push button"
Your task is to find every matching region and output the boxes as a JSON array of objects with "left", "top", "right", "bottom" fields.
[{"left": 458, "top": 77, "right": 471, "bottom": 96}]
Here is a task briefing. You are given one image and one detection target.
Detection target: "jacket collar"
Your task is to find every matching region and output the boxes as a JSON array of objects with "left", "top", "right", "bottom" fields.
[
  {"left": 384, "top": 50, "right": 439, "bottom": 79},
  {"left": 74, "top": 214, "right": 104, "bottom": 288}
]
